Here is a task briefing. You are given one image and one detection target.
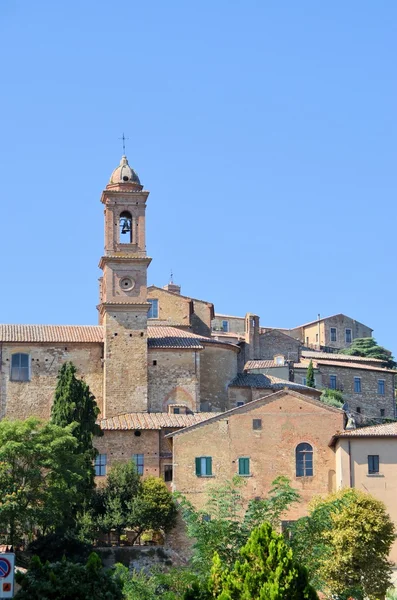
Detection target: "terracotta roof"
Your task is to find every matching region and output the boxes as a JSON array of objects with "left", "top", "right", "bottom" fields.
[
  {"left": 230, "top": 373, "right": 321, "bottom": 393},
  {"left": 167, "top": 389, "right": 342, "bottom": 438},
  {"left": 100, "top": 412, "right": 219, "bottom": 430},
  {"left": 0, "top": 324, "right": 103, "bottom": 343},
  {"left": 148, "top": 326, "right": 238, "bottom": 350},
  {"left": 245, "top": 360, "right": 285, "bottom": 370},
  {"left": 331, "top": 421, "right": 397, "bottom": 442},
  {"left": 312, "top": 359, "right": 396, "bottom": 374},
  {"left": 302, "top": 351, "right": 384, "bottom": 364}
]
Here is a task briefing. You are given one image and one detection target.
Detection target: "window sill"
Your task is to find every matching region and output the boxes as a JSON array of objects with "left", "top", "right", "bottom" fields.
[
  {"left": 196, "top": 475, "right": 215, "bottom": 478},
  {"left": 238, "top": 474, "right": 252, "bottom": 477},
  {"left": 367, "top": 473, "right": 384, "bottom": 478}
]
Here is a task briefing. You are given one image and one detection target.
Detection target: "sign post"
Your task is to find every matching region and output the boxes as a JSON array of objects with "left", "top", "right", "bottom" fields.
[{"left": 0, "top": 554, "right": 15, "bottom": 598}]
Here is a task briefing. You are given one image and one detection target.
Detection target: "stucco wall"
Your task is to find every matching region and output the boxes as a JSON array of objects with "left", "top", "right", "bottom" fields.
[{"left": 0, "top": 342, "right": 103, "bottom": 420}]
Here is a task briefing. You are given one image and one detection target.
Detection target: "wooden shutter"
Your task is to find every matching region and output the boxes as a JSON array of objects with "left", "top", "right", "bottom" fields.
[
  {"left": 195, "top": 457, "right": 201, "bottom": 476},
  {"left": 206, "top": 457, "right": 212, "bottom": 476}
]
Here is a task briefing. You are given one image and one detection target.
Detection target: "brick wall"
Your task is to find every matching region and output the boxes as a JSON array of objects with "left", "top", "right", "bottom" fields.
[
  {"left": 103, "top": 310, "right": 148, "bottom": 417},
  {"left": 199, "top": 343, "right": 238, "bottom": 411},
  {"left": 148, "top": 349, "right": 200, "bottom": 412},
  {"left": 172, "top": 392, "right": 344, "bottom": 520},
  {"left": 147, "top": 287, "right": 191, "bottom": 326},
  {"left": 1, "top": 342, "right": 103, "bottom": 420}
]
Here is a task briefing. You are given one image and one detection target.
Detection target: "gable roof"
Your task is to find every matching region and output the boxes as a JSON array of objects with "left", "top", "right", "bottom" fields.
[
  {"left": 167, "top": 389, "right": 343, "bottom": 438},
  {"left": 230, "top": 373, "right": 321, "bottom": 394},
  {"left": 301, "top": 350, "right": 385, "bottom": 364},
  {"left": 296, "top": 358, "right": 396, "bottom": 374},
  {"left": 0, "top": 324, "right": 103, "bottom": 343},
  {"left": 0, "top": 323, "right": 238, "bottom": 350},
  {"left": 100, "top": 411, "right": 219, "bottom": 431},
  {"left": 292, "top": 314, "right": 373, "bottom": 331},
  {"left": 330, "top": 421, "right": 397, "bottom": 445},
  {"left": 148, "top": 286, "right": 214, "bottom": 307},
  {"left": 244, "top": 360, "right": 285, "bottom": 370}
]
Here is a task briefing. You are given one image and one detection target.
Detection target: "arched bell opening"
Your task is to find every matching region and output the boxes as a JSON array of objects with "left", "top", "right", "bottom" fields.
[{"left": 119, "top": 211, "right": 133, "bottom": 243}]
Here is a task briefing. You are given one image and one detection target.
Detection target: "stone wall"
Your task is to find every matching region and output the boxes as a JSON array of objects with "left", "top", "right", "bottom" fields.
[
  {"left": 191, "top": 299, "right": 213, "bottom": 337},
  {"left": 199, "top": 343, "right": 238, "bottom": 411},
  {"left": 103, "top": 310, "right": 148, "bottom": 417},
  {"left": 259, "top": 330, "right": 301, "bottom": 362},
  {"left": 172, "top": 392, "right": 344, "bottom": 520},
  {"left": 148, "top": 349, "right": 200, "bottom": 412},
  {"left": 0, "top": 342, "right": 103, "bottom": 420},
  {"left": 147, "top": 287, "right": 191, "bottom": 326},
  {"left": 318, "top": 364, "right": 395, "bottom": 419}
]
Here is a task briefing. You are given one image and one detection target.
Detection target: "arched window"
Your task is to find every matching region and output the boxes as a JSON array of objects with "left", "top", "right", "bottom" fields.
[
  {"left": 296, "top": 443, "right": 313, "bottom": 477},
  {"left": 10, "top": 353, "right": 30, "bottom": 382},
  {"left": 119, "top": 211, "right": 132, "bottom": 243}
]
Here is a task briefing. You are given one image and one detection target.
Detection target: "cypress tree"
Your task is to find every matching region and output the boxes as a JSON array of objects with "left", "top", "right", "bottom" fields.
[
  {"left": 51, "top": 362, "right": 102, "bottom": 499},
  {"left": 306, "top": 360, "right": 315, "bottom": 388},
  {"left": 212, "top": 522, "right": 318, "bottom": 599}
]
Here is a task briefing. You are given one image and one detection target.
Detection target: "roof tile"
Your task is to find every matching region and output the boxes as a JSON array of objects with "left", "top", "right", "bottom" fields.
[{"left": 100, "top": 412, "right": 219, "bottom": 430}]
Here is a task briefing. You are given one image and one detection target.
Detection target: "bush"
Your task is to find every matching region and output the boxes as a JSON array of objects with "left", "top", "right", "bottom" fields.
[{"left": 27, "top": 532, "right": 93, "bottom": 564}]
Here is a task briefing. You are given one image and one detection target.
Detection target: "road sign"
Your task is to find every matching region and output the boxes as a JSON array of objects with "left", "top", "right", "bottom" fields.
[{"left": 0, "top": 554, "right": 14, "bottom": 598}]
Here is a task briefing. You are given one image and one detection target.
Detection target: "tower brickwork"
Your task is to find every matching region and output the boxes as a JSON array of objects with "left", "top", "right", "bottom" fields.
[{"left": 98, "top": 156, "right": 151, "bottom": 417}]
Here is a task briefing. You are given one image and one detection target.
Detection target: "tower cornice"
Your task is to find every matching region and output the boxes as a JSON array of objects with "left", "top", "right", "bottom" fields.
[{"left": 98, "top": 255, "right": 152, "bottom": 269}]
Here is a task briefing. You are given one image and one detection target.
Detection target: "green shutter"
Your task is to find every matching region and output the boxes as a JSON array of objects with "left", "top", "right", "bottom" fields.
[
  {"left": 195, "top": 457, "right": 201, "bottom": 476},
  {"left": 239, "top": 457, "right": 250, "bottom": 475},
  {"left": 206, "top": 457, "right": 212, "bottom": 476}
]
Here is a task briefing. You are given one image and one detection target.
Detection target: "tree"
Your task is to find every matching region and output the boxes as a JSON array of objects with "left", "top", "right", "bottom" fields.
[
  {"left": 176, "top": 475, "right": 300, "bottom": 574},
  {"left": 306, "top": 360, "right": 315, "bottom": 388},
  {"left": 210, "top": 523, "right": 318, "bottom": 599},
  {"left": 320, "top": 388, "right": 344, "bottom": 408},
  {"left": 129, "top": 476, "right": 178, "bottom": 542},
  {"left": 291, "top": 488, "right": 395, "bottom": 599},
  {"left": 15, "top": 552, "right": 123, "bottom": 599},
  {"left": 51, "top": 362, "right": 103, "bottom": 497},
  {"left": 96, "top": 462, "right": 177, "bottom": 544},
  {"left": 0, "top": 418, "right": 85, "bottom": 546},
  {"left": 340, "top": 337, "right": 396, "bottom": 368}
]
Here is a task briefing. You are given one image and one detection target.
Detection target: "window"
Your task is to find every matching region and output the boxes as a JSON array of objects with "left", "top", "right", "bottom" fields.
[
  {"left": 173, "top": 407, "right": 180, "bottom": 414},
  {"left": 236, "top": 401, "right": 245, "bottom": 407},
  {"left": 354, "top": 377, "right": 361, "bottom": 393},
  {"left": 302, "top": 377, "right": 307, "bottom": 385},
  {"left": 133, "top": 454, "right": 144, "bottom": 475},
  {"left": 378, "top": 380, "right": 385, "bottom": 395},
  {"left": 10, "top": 353, "right": 30, "bottom": 381},
  {"left": 252, "top": 419, "right": 262, "bottom": 430},
  {"left": 119, "top": 210, "right": 132, "bottom": 243},
  {"left": 315, "top": 333, "right": 319, "bottom": 343},
  {"left": 238, "top": 457, "right": 250, "bottom": 476},
  {"left": 148, "top": 299, "right": 158, "bottom": 319},
  {"left": 195, "top": 456, "right": 212, "bottom": 477},
  {"left": 274, "top": 355, "right": 284, "bottom": 365},
  {"left": 329, "top": 375, "right": 337, "bottom": 390},
  {"left": 330, "top": 327, "right": 337, "bottom": 342},
  {"left": 296, "top": 443, "right": 313, "bottom": 477},
  {"left": 164, "top": 465, "right": 173, "bottom": 482},
  {"left": 95, "top": 454, "right": 107, "bottom": 476},
  {"left": 380, "top": 409, "right": 385, "bottom": 417},
  {"left": 222, "top": 320, "right": 229, "bottom": 332},
  {"left": 356, "top": 406, "right": 361, "bottom": 414},
  {"left": 345, "top": 329, "right": 352, "bottom": 344},
  {"left": 368, "top": 455, "right": 379, "bottom": 475}
]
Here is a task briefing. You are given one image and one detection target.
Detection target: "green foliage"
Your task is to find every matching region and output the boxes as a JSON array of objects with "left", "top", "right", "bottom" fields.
[
  {"left": 306, "top": 360, "right": 315, "bottom": 388},
  {"left": 0, "top": 418, "right": 86, "bottom": 546},
  {"left": 320, "top": 388, "right": 344, "bottom": 408},
  {"left": 15, "top": 552, "right": 123, "bottom": 599},
  {"left": 210, "top": 522, "right": 318, "bottom": 599},
  {"left": 291, "top": 488, "right": 395, "bottom": 599},
  {"left": 51, "top": 362, "right": 103, "bottom": 498},
  {"left": 176, "top": 475, "right": 300, "bottom": 574},
  {"left": 340, "top": 337, "right": 396, "bottom": 368},
  {"left": 27, "top": 532, "right": 93, "bottom": 564},
  {"left": 115, "top": 564, "right": 205, "bottom": 600},
  {"left": 96, "top": 462, "right": 177, "bottom": 543}
]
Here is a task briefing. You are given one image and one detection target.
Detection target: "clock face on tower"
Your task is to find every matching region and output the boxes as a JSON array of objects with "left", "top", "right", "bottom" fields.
[{"left": 119, "top": 277, "right": 135, "bottom": 292}]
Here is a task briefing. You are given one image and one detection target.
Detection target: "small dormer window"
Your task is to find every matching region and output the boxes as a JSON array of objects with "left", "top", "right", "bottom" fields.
[
  {"left": 274, "top": 355, "right": 284, "bottom": 366},
  {"left": 168, "top": 404, "right": 188, "bottom": 415},
  {"left": 119, "top": 211, "right": 132, "bottom": 243}
]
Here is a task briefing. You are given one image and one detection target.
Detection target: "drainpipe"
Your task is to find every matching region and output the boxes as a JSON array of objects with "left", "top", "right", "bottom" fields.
[{"left": 348, "top": 440, "right": 353, "bottom": 488}]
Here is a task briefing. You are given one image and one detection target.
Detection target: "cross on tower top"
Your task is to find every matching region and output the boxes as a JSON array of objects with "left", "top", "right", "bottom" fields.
[{"left": 118, "top": 133, "right": 129, "bottom": 154}]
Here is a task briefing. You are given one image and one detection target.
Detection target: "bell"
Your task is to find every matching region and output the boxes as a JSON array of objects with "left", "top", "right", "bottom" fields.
[{"left": 121, "top": 219, "right": 131, "bottom": 234}]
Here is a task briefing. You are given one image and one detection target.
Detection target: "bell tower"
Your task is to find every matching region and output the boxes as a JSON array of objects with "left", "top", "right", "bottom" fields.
[{"left": 98, "top": 156, "right": 151, "bottom": 417}]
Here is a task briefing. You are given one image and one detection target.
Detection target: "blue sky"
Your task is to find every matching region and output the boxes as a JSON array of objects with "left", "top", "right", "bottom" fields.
[{"left": 0, "top": 1, "right": 396, "bottom": 352}]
